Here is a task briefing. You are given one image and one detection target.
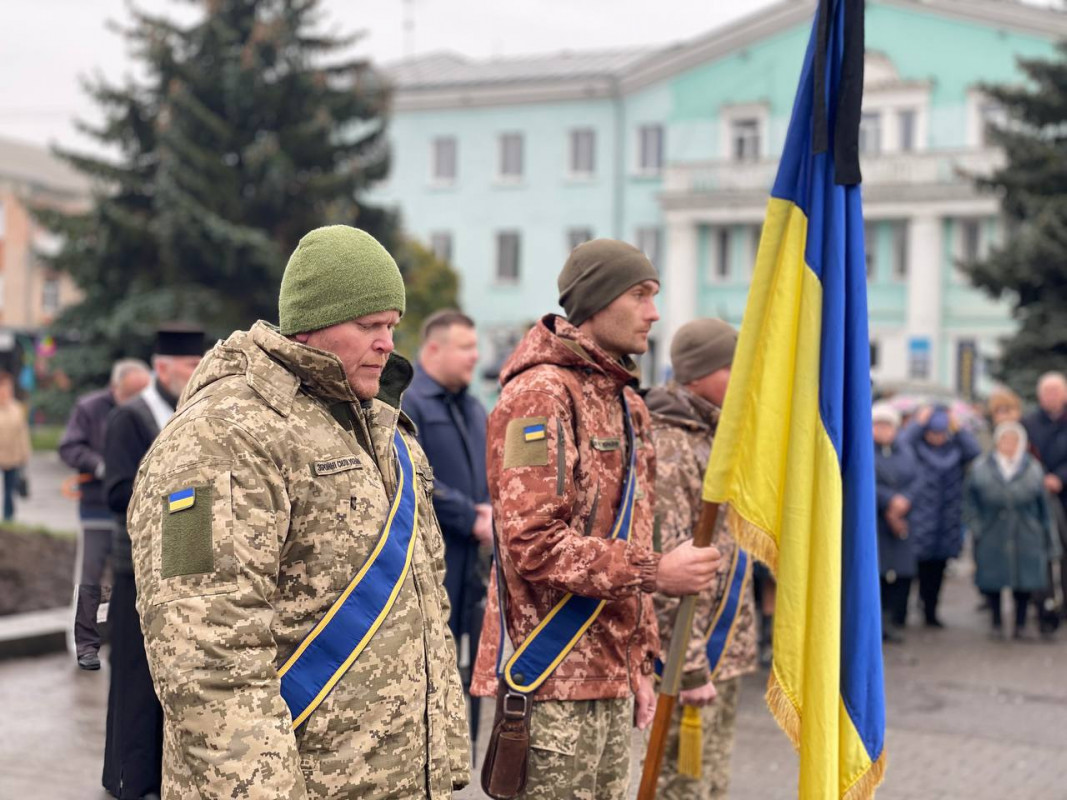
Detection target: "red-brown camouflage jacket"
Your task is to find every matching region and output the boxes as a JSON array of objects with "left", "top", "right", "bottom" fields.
[
  {"left": 646, "top": 382, "right": 757, "bottom": 689},
  {"left": 471, "top": 315, "right": 661, "bottom": 701}
]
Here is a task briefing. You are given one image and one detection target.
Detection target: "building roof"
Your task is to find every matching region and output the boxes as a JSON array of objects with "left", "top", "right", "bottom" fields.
[
  {"left": 0, "top": 135, "right": 91, "bottom": 197},
  {"left": 387, "top": 0, "right": 1067, "bottom": 109},
  {"left": 386, "top": 47, "right": 656, "bottom": 90}
]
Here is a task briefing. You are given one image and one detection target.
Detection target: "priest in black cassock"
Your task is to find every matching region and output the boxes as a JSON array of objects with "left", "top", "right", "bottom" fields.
[{"left": 102, "top": 325, "right": 205, "bottom": 800}]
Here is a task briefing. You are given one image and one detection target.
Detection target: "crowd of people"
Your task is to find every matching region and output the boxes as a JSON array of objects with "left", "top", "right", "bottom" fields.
[
  {"left": 4, "top": 223, "right": 1063, "bottom": 799},
  {"left": 874, "top": 376, "right": 1067, "bottom": 644}
]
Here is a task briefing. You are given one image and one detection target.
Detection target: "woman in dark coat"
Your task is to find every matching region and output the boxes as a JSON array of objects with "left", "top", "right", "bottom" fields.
[
  {"left": 873, "top": 402, "right": 920, "bottom": 641},
  {"left": 965, "top": 421, "right": 1061, "bottom": 638},
  {"left": 899, "top": 406, "right": 982, "bottom": 627}
]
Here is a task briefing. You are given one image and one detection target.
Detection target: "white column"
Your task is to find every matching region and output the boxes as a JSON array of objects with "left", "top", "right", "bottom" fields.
[
  {"left": 662, "top": 214, "right": 699, "bottom": 358},
  {"left": 905, "top": 214, "right": 942, "bottom": 383}
]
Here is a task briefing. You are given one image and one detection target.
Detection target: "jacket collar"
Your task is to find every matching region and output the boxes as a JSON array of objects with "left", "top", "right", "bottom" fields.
[{"left": 646, "top": 381, "right": 720, "bottom": 433}]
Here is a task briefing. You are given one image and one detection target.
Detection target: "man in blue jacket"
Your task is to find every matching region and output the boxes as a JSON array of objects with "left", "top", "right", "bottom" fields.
[
  {"left": 58, "top": 358, "right": 150, "bottom": 670},
  {"left": 402, "top": 309, "right": 490, "bottom": 744}
]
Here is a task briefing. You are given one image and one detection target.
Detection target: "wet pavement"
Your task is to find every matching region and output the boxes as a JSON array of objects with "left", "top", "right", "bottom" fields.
[{"left": 4, "top": 454, "right": 1065, "bottom": 798}]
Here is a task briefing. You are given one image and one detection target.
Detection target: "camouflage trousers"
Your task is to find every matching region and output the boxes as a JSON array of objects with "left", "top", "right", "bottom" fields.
[
  {"left": 656, "top": 676, "right": 742, "bottom": 800},
  {"left": 520, "top": 696, "right": 634, "bottom": 800}
]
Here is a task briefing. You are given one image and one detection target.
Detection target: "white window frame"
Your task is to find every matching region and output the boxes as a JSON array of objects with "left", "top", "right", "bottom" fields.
[
  {"left": 897, "top": 109, "right": 917, "bottom": 153},
  {"left": 430, "top": 136, "right": 457, "bottom": 185},
  {"left": 636, "top": 124, "right": 664, "bottom": 175},
  {"left": 890, "top": 221, "right": 909, "bottom": 281},
  {"left": 495, "top": 230, "right": 521, "bottom": 284},
  {"left": 864, "top": 221, "right": 878, "bottom": 281},
  {"left": 568, "top": 128, "right": 596, "bottom": 178},
  {"left": 859, "top": 111, "right": 883, "bottom": 156},
  {"left": 635, "top": 227, "right": 663, "bottom": 269},
  {"left": 566, "top": 227, "right": 593, "bottom": 252},
  {"left": 41, "top": 274, "right": 61, "bottom": 315},
  {"left": 719, "top": 102, "right": 769, "bottom": 163},
  {"left": 430, "top": 231, "right": 453, "bottom": 264},
  {"left": 966, "top": 89, "right": 1006, "bottom": 148},
  {"left": 498, "top": 133, "right": 524, "bottom": 182}
]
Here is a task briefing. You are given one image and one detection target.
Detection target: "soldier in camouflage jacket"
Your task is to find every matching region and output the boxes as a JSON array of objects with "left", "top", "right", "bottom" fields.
[
  {"left": 648, "top": 319, "right": 757, "bottom": 800},
  {"left": 128, "top": 228, "right": 469, "bottom": 799},
  {"left": 471, "top": 240, "right": 720, "bottom": 798}
]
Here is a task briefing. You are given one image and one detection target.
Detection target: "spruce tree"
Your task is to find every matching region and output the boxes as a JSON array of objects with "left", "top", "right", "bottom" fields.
[
  {"left": 966, "top": 43, "right": 1067, "bottom": 397},
  {"left": 37, "top": 0, "right": 402, "bottom": 394}
]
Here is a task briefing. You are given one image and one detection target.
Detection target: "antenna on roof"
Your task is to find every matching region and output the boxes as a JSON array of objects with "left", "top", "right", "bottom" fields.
[{"left": 403, "top": 0, "right": 416, "bottom": 59}]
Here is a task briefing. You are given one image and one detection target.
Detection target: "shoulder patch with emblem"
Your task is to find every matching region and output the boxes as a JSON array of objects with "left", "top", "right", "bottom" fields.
[
  {"left": 161, "top": 485, "right": 214, "bottom": 579},
  {"left": 504, "top": 416, "right": 551, "bottom": 469}
]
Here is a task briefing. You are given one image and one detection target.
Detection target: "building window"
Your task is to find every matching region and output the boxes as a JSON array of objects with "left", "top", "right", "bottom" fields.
[
  {"left": 499, "top": 133, "right": 524, "bottom": 180},
  {"left": 870, "top": 341, "right": 880, "bottom": 369},
  {"left": 430, "top": 231, "right": 452, "bottom": 264},
  {"left": 567, "top": 228, "right": 593, "bottom": 252},
  {"left": 635, "top": 227, "right": 662, "bottom": 268},
  {"left": 898, "top": 110, "right": 917, "bottom": 153},
  {"left": 637, "top": 125, "right": 664, "bottom": 173},
  {"left": 864, "top": 222, "right": 878, "bottom": 280},
  {"left": 890, "top": 221, "right": 908, "bottom": 280},
  {"left": 731, "top": 119, "right": 761, "bottom": 162},
  {"left": 715, "top": 228, "right": 732, "bottom": 280},
  {"left": 978, "top": 102, "right": 1006, "bottom": 146},
  {"left": 496, "top": 231, "right": 521, "bottom": 283},
  {"left": 431, "top": 136, "right": 457, "bottom": 183},
  {"left": 959, "top": 219, "right": 982, "bottom": 263},
  {"left": 569, "top": 128, "right": 596, "bottom": 177},
  {"left": 859, "top": 112, "right": 882, "bottom": 156},
  {"left": 42, "top": 275, "right": 60, "bottom": 315}
]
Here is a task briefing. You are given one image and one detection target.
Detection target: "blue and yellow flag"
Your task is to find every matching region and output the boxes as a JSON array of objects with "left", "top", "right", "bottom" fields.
[{"left": 702, "top": 0, "right": 886, "bottom": 797}]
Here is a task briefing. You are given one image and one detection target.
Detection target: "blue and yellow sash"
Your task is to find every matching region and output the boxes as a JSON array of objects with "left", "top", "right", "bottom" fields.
[
  {"left": 703, "top": 544, "right": 750, "bottom": 677},
  {"left": 653, "top": 539, "right": 750, "bottom": 679},
  {"left": 279, "top": 430, "right": 419, "bottom": 728},
  {"left": 497, "top": 396, "right": 637, "bottom": 694}
]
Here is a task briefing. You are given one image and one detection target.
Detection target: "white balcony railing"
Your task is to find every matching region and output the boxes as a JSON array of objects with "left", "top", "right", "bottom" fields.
[{"left": 663, "top": 148, "right": 1005, "bottom": 196}]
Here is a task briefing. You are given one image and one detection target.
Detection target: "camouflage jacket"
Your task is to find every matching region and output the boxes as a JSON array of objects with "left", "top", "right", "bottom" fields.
[
  {"left": 646, "top": 382, "right": 757, "bottom": 689},
  {"left": 471, "top": 315, "right": 661, "bottom": 701},
  {"left": 129, "top": 322, "right": 469, "bottom": 800}
]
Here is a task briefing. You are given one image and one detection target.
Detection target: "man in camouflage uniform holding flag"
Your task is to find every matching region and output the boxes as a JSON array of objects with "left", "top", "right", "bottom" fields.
[
  {"left": 128, "top": 226, "right": 469, "bottom": 799},
  {"left": 647, "top": 318, "right": 758, "bottom": 800},
  {"left": 471, "top": 239, "right": 721, "bottom": 798}
]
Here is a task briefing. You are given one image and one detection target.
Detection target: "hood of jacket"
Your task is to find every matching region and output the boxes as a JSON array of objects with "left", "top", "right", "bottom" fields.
[
  {"left": 179, "top": 320, "right": 413, "bottom": 415},
  {"left": 499, "top": 314, "right": 640, "bottom": 395},
  {"left": 645, "top": 381, "right": 720, "bottom": 434}
]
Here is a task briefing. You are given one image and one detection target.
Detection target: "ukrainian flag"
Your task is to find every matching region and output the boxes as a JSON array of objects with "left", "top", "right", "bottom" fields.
[{"left": 702, "top": 0, "right": 886, "bottom": 797}]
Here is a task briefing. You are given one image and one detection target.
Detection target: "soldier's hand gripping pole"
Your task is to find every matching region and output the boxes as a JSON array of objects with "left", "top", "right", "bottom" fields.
[{"left": 637, "top": 500, "right": 724, "bottom": 800}]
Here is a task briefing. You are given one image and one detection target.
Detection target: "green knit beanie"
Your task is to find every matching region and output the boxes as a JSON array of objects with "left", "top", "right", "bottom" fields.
[
  {"left": 558, "top": 239, "right": 659, "bottom": 326},
  {"left": 278, "top": 225, "right": 406, "bottom": 335}
]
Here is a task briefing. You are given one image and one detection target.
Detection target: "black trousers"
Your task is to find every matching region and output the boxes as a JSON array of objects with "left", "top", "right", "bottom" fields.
[
  {"left": 880, "top": 575, "right": 912, "bottom": 627},
  {"left": 102, "top": 571, "right": 163, "bottom": 799},
  {"left": 984, "top": 590, "right": 1031, "bottom": 630},
  {"left": 917, "top": 559, "right": 947, "bottom": 622}
]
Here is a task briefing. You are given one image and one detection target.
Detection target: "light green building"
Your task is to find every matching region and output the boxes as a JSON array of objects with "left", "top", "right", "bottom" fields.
[{"left": 375, "top": 0, "right": 1067, "bottom": 397}]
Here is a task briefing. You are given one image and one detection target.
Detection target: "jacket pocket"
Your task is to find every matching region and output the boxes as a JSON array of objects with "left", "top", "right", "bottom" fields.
[{"left": 529, "top": 701, "right": 582, "bottom": 756}]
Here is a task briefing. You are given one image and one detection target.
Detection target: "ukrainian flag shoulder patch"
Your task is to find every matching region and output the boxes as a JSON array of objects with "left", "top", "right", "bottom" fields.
[
  {"left": 168, "top": 487, "right": 196, "bottom": 513},
  {"left": 523, "top": 424, "right": 547, "bottom": 442}
]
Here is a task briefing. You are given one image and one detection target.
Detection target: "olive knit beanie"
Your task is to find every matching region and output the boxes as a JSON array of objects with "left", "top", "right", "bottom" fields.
[
  {"left": 671, "top": 318, "right": 738, "bottom": 384},
  {"left": 278, "top": 225, "right": 405, "bottom": 335},
  {"left": 557, "top": 239, "right": 659, "bottom": 327}
]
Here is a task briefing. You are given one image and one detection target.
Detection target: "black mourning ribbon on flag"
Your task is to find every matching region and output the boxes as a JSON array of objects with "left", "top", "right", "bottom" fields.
[{"left": 812, "top": 0, "right": 865, "bottom": 186}]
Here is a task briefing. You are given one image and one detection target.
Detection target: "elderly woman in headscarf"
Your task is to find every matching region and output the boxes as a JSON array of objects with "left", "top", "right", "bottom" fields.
[
  {"left": 899, "top": 405, "right": 982, "bottom": 627},
  {"left": 873, "top": 402, "right": 919, "bottom": 642},
  {"left": 965, "top": 421, "right": 1062, "bottom": 639}
]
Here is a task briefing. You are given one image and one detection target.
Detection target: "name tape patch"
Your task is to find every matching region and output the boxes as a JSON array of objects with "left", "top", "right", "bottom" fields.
[
  {"left": 313, "top": 457, "right": 363, "bottom": 477},
  {"left": 168, "top": 487, "right": 196, "bottom": 514}
]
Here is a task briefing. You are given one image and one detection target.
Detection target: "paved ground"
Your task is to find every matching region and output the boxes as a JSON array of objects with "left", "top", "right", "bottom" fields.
[
  {"left": 4, "top": 454, "right": 1065, "bottom": 798},
  {"left": 14, "top": 450, "right": 80, "bottom": 534}
]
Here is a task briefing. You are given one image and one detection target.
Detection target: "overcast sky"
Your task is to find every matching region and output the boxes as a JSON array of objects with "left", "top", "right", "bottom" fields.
[{"left": 0, "top": 0, "right": 779, "bottom": 152}]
